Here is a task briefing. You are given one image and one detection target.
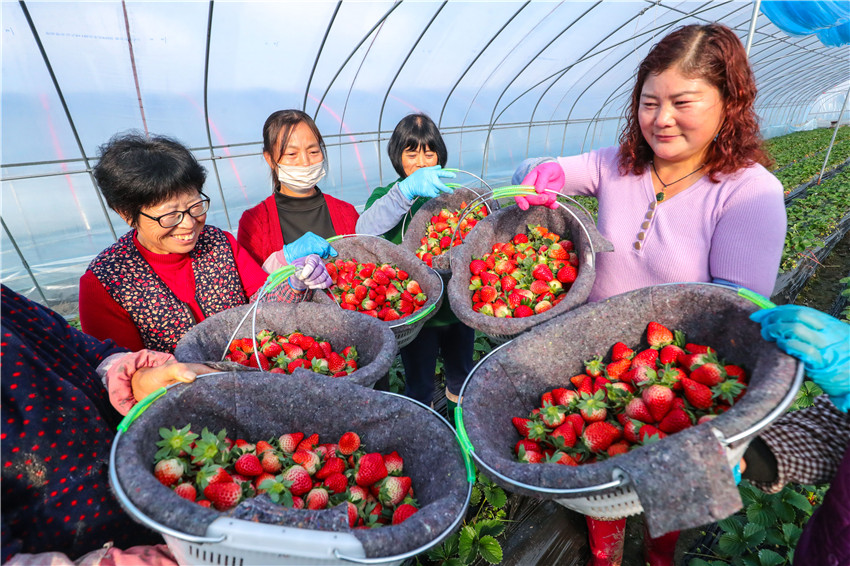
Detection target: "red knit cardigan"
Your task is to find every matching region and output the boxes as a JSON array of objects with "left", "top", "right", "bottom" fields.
[{"left": 237, "top": 193, "right": 359, "bottom": 265}]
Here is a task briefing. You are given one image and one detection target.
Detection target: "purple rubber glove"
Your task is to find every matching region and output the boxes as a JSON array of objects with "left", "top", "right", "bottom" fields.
[
  {"left": 514, "top": 162, "right": 564, "bottom": 210},
  {"left": 288, "top": 254, "right": 332, "bottom": 291}
]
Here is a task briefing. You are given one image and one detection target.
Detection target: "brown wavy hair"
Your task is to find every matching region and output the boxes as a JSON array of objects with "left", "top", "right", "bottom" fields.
[{"left": 618, "top": 23, "right": 772, "bottom": 181}]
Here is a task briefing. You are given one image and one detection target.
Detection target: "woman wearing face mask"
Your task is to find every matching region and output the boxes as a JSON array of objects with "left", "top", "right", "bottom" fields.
[
  {"left": 237, "top": 110, "right": 358, "bottom": 271},
  {"left": 79, "top": 133, "right": 330, "bottom": 354},
  {"left": 512, "top": 24, "right": 786, "bottom": 566}
]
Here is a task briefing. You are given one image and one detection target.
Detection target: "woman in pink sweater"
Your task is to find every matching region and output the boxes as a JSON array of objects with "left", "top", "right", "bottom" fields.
[{"left": 514, "top": 23, "right": 786, "bottom": 566}]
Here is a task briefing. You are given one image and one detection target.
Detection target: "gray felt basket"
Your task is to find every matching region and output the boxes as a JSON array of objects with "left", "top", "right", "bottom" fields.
[
  {"left": 314, "top": 235, "right": 444, "bottom": 349},
  {"left": 398, "top": 185, "right": 497, "bottom": 279},
  {"left": 448, "top": 201, "right": 614, "bottom": 344},
  {"left": 174, "top": 303, "right": 397, "bottom": 389},
  {"left": 455, "top": 283, "right": 804, "bottom": 537},
  {"left": 109, "top": 371, "right": 473, "bottom": 566}
]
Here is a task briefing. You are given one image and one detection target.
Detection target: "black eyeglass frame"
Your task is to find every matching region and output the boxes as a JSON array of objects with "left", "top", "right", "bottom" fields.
[{"left": 138, "top": 193, "right": 211, "bottom": 228}]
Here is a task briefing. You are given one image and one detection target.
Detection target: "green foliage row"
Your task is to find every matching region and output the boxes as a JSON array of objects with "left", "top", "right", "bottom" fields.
[{"left": 764, "top": 125, "right": 850, "bottom": 171}]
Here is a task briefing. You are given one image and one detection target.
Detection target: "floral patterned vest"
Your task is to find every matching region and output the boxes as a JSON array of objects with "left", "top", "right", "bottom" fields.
[{"left": 88, "top": 226, "right": 247, "bottom": 352}]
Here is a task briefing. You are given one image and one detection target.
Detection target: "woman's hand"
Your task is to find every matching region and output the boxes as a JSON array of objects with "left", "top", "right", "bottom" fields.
[
  {"left": 396, "top": 165, "right": 456, "bottom": 200},
  {"left": 282, "top": 231, "right": 338, "bottom": 264},
  {"left": 288, "top": 254, "right": 333, "bottom": 291},
  {"left": 131, "top": 361, "right": 214, "bottom": 402},
  {"left": 514, "top": 162, "right": 563, "bottom": 210}
]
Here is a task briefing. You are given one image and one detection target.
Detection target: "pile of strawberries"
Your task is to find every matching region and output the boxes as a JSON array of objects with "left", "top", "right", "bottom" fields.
[
  {"left": 511, "top": 322, "right": 748, "bottom": 465},
  {"left": 469, "top": 224, "right": 578, "bottom": 318},
  {"left": 325, "top": 260, "right": 427, "bottom": 322},
  {"left": 225, "top": 330, "right": 358, "bottom": 377},
  {"left": 153, "top": 426, "right": 420, "bottom": 528},
  {"left": 415, "top": 202, "right": 489, "bottom": 267}
]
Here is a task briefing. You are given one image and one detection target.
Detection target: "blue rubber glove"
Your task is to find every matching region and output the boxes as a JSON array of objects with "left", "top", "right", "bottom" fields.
[
  {"left": 282, "top": 231, "right": 338, "bottom": 264},
  {"left": 750, "top": 305, "right": 850, "bottom": 412},
  {"left": 396, "top": 165, "right": 456, "bottom": 201},
  {"left": 288, "top": 254, "right": 333, "bottom": 291}
]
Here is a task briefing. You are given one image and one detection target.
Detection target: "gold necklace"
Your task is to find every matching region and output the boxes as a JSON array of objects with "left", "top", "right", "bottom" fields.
[{"left": 651, "top": 161, "right": 705, "bottom": 202}]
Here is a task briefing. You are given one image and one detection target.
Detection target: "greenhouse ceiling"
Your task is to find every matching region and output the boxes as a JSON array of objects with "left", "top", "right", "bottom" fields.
[{"left": 2, "top": 0, "right": 849, "bottom": 311}]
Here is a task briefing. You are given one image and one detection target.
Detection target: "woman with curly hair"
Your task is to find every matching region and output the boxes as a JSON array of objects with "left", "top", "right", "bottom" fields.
[
  {"left": 514, "top": 23, "right": 785, "bottom": 304},
  {"left": 512, "top": 23, "right": 786, "bottom": 565}
]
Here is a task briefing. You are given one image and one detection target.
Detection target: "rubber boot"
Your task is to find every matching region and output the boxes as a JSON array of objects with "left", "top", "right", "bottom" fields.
[
  {"left": 445, "top": 388, "right": 459, "bottom": 427},
  {"left": 586, "top": 516, "right": 626, "bottom": 566},
  {"left": 643, "top": 528, "right": 679, "bottom": 566}
]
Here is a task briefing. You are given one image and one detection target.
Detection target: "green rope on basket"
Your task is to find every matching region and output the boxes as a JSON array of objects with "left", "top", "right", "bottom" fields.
[
  {"left": 262, "top": 265, "right": 298, "bottom": 294},
  {"left": 117, "top": 387, "right": 167, "bottom": 433},
  {"left": 453, "top": 407, "right": 477, "bottom": 483},
  {"left": 737, "top": 287, "right": 776, "bottom": 310},
  {"left": 403, "top": 301, "right": 436, "bottom": 325}
]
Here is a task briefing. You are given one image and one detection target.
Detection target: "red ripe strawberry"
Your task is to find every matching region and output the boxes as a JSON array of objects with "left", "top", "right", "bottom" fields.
[
  {"left": 355, "top": 453, "right": 388, "bottom": 487},
  {"left": 631, "top": 366, "right": 657, "bottom": 387},
  {"left": 392, "top": 503, "right": 418, "bottom": 525},
  {"left": 346, "top": 501, "right": 359, "bottom": 527},
  {"left": 228, "top": 349, "right": 249, "bottom": 364},
  {"left": 292, "top": 449, "right": 321, "bottom": 475},
  {"left": 607, "top": 441, "right": 631, "bottom": 457},
  {"left": 240, "top": 338, "right": 255, "bottom": 353},
  {"left": 512, "top": 233, "right": 529, "bottom": 244},
  {"left": 658, "top": 408, "right": 693, "bottom": 434},
  {"left": 261, "top": 341, "right": 282, "bottom": 359},
  {"left": 280, "top": 342, "right": 304, "bottom": 359},
  {"left": 479, "top": 286, "right": 498, "bottom": 303},
  {"left": 638, "top": 424, "right": 666, "bottom": 443},
  {"left": 255, "top": 440, "right": 274, "bottom": 454},
  {"left": 315, "top": 456, "right": 346, "bottom": 480},
  {"left": 383, "top": 451, "right": 404, "bottom": 475},
  {"left": 173, "top": 482, "right": 197, "bottom": 502},
  {"left": 725, "top": 364, "right": 747, "bottom": 382},
  {"left": 515, "top": 438, "right": 542, "bottom": 455},
  {"left": 547, "top": 242, "right": 569, "bottom": 260},
  {"left": 260, "top": 451, "right": 282, "bottom": 474},
  {"left": 154, "top": 458, "right": 184, "bottom": 487},
  {"left": 282, "top": 465, "right": 313, "bottom": 496},
  {"left": 581, "top": 421, "right": 621, "bottom": 453},
  {"left": 685, "top": 343, "right": 714, "bottom": 354},
  {"left": 203, "top": 482, "right": 242, "bottom": 511},
  {"left": 657, "top": 364, "right": 686, "bottom": 390},
  {"left": 584, "top": 355, "right": 604, "bottom": 377},
  {"left": 534, "top": 301, "right": 553, "bottom": 315},
  {"left": 578, "top": 391, "right": 608, "bottom": 422},
  {"left": 623, "top": 419, "right": 641, "bottom": 444},
  {"left": 297, "top": 433, "right": 320, "bottom": 452},
  {"left": 245, "top": 353, "right": 271, "bottom": 370},
  {"left": 196, "top": 500, "right": 212, "bottom": 508},
  {"left": 234, "top": 454, "right": 263, "bottom": 477},
  {"left": 571, "top": 374, "right": 593, "bottom": 395},
  {"left": 378, "top": 476, "right": 412, "bottom": 507},
  {"left": 338, "top": 431, "right": 361, "bottom": 455},
  {"left": 540, "top": 403, "right": 566, "bottom": 427},
  {"left": 611, "top": 342, "right": 635, "bottom": 361},
  {"left": 518, "top": 446, "right": 543, "bottom": 463},
  {"left": 406, "top": 280, "right": 422, "bottom": 295},
  {"left": 323, "top": 472, "right": 348, "bottom": 495},
  {"left": 500, "top": 275, "right": 518, "bottom": 293},
  {"left": 531, "top": 264, "right": 554, "bottom": 282},
  {"left": 550, "top": 422, "right": 577, "bottom": 448},
  {"left": 469, "top": 259, "right": 487, "bottom": 275},
  {"left": 325, "top": 352, "right": 347, "bottom": 374},
  {"left": 341, "top": 346, "right": 358, "bottom": 360},
  {"left": 646, "top": 321, "right": 674, "bottom": 348},
  {"left": 681, "top": 377, "right": 713, "bottom": 410},
  {"left": 642, "top": 384, "right": 674, "bottom": 422},
  {"left": 659, "top": 344, "right": 686, "bottom": 365},
  {"left": 512, "top": 417, "right": 533, "bottom": 438},
  {"left": 552, "top": 387, "right": 577, "bottom": 407},
  {"left": 690, "top": 362, "right": 726, "bottom": 387},
  {"left": 514, "top": 304, "right": 534, "bottom": 318},
  {"left": 625, "top": 397, "right": 654, "bottom": 424},
  {"left": 278, "top": 432, "right": 304, "bottom": 454},
  {"left": 228, "top": 339, "right": 243, "bottom": 353},
  {"left": 605, "top": 358, "right": 632, "bottom": 381},
  {"left": 556, "top": 264, "right": 577, "bottom": 284},
  {"left": 630, "top": 348, "right": 659, "bottom": 369},
  {"left": 286, "top": 358, "right": 309, "bottom": 373},
  {"left": 529, "top": 280, "right": 550, "bottom": 295},
  {"left": 564, "top": 413, "right": 585, "bottom": 436},
  {"left": 306, "top": 487, "right": 330, "bottom": 510}
]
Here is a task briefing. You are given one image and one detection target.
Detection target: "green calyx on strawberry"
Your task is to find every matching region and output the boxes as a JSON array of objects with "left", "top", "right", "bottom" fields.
[{"left": 155, "top": 424, "right": 198, "bottom": 461}]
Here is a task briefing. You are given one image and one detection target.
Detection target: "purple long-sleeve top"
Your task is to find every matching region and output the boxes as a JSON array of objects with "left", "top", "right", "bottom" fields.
[{"left": 553, "top": 146, "right": 787, "bottom": 302}]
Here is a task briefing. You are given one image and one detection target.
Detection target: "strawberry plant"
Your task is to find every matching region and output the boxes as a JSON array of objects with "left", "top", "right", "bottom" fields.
[
  {"left": 839, "top": 276, "right": 850, "bottom": 323},
  {"left": 225, "top": 329, "right": 358, "bottom": 377},
  {"left": 326, "top": 259, "right": 427, "bottom": 321},
  {"left": 415, "top": 202, "right": 490, "bottom": 267}
]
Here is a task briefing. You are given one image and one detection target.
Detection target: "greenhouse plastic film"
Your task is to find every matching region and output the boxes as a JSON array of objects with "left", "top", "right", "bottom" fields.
[
  {"left": 459, "top": 283, "right": 800, "bottom": 537},
  {"left": 111, "top": 371, "right": 469, "bottom": 558},
  {"left": 447, "top": 203, "right": 613, "bottom": 339},
  {"left": 173, "top": 303, "right": 397, "bottom": 388},
  {"left": 399, "top": 186, "right": 496, "bottom": 276}
]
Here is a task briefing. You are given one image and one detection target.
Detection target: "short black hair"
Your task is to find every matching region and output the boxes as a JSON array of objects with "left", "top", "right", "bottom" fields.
[
  {"left": 93, "top": 132, "right": 207, "bottom": 226},
  {"left": 387, "top": 114, "right": 447, "bottom": 179}
]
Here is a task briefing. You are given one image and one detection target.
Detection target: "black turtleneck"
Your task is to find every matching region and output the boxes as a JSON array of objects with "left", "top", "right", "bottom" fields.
[{"left": 274, "top": 187, "right": 336, "bottom": 243}]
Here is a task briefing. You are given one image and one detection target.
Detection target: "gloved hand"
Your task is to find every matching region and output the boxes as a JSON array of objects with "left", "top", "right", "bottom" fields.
[
  {"left": 750, "top": 305, "right": 850, "bottom": 412},
  {"left": 288, "top": 254, "right": 333, "bottom": 291},
  {"left": 282, "top": 231, "right": 338, "bottom": 264},
  {"left": 514, "top": 162, "right": 564, "bottom": 211},
  {"left": 396, "top": 165, "right": 456, "bottom": 201}
]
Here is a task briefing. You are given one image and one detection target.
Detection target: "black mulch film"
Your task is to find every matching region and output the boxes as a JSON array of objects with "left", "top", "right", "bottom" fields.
[
  {"left": 174, "top": 302, "right": 397, "bottom": 388},
  {"left": 448, "top": 203, "right": 613, "bottom": 341},
  {"left": 111, "top": 371, "right": 470, "bottom": 559},
  {"left": 459, "top": 283, "right": 800, "bottom": 539}
]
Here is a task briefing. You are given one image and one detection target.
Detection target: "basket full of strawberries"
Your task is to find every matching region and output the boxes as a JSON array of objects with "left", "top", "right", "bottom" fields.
[
  {"left": 456, "top": 283, "right": 803, "bottom": 538},
  {"left": 174, "top": 302, "right": 397, "bottom": 388},
  {"left": 447, "top": 202, "right": 613, "bottom": 343},
  {"left": 109, "top": 371, "right": 472, "bottom": 566}
]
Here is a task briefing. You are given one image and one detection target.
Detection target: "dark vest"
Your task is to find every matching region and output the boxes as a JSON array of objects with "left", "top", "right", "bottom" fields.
[{"left": 88, "top": 226, "right": 247, "bottom": 352}]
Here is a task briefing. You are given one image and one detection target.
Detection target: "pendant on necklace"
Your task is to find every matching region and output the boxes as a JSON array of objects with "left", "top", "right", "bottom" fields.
[{"left": 655, "top": 191, "right": 665, "bottom": 202}]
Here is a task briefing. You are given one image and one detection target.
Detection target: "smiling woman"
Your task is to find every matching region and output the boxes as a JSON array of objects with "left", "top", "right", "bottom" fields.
[{"left": 78, "top": 133, "right": 325, "bottom": 353}]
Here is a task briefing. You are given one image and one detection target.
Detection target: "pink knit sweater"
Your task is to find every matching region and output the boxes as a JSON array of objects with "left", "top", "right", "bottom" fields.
[{"left": 557, "top": 146, "right": 786, "bottom": 302}]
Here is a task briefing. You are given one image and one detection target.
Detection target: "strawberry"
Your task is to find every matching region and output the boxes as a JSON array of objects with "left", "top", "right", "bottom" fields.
[
  {"left": 550, "top": 422, "right": 577, "bottom": 448},
  {"left": 638, "top": 424, "right": 666, "bottom": 443},
  {"left": 685, "top": 343, "right": 714, "bottom": 354},
  {"left": 532, "top": 264, "right": 554, "bottom": 282},
  {"left": 513, "top": 304, "right": 534, "bottom": 318},
  {"left": 355, "top": 453, "right": 388, "bottom": 487},
  {"left": 378, "top": 476, "right": 412, "bottom": 507},
  {"left": 630, "top": 348, "right": 658, "bottom": 369},
  {"left": 383, "top": 451, "right": 404, "bottom": 476},
  {"left": 512, "top": 417, "right": 533, "bottom": 438},
  {"left": 552, "top": 387, "right": 577, "bottom": 407},
  {"left": 611, "top": 342, "right": 635, "bottom": 361},
  {"left": 681, "top": 377, "right": 713, "bottom": 410},
  {"left": 515, "top": 439, "right": 542, "bottom": 455},
  {"left": 690, "top": 362, "right": 726, "bottom": 386},
  {"left": 260, "top": 451, "right": 282, "bottom": 474},
  {"left": 540, "top": 403, "right": 566, "bottom": 428},
  {"left": 658, "top": 408, "right": 692, "bottom": 434},
  {"left": 625, "top": 397, "right": 654, "bottom": 424},
  {"left": 646, "top": 321, "right": 674, "bottom": 348},
  {"left": 260, "top": 341, "right": 282, "bottom": 359},
  {"left": 297, "top": 433, "right": 320, "bottom": 452},
  {"left": 173, "top": 482, "right": 197, "bottom": 502},
  {"left": 287, "top": 358, "right": 309, "bottom": 373},
  {"left": 571, "top": 374, "right": 593, "bottom": 395},
  {"left": 341, "top": 345, "right": 358, "bottom": 360},
  {"left": 605, "top": 358, "right": 632, "bottom": 381},
  {"left": 578, "top": 390, "right": 608, "bottom": 422},
  {"left": 306, "top": 487, "right": 330, "bottom": 510},
  {"left": 529, "top": 280, "right": 550, "bottom": 295},
  {"left": 154, "top": 458, "right": 184, "bottom": 487},
  {"left": 556, "top": 264, "right": 577, "bottom": 284},
  {"left": 234, "top": 454, "right": 263, "bottom": 477},
  {"left": 279, "top": 342, "right": 303, "bottom": 359},
  {"left": 245, "top": 352, "right": 271, "bottom": 370},
  {"left": 500, "top": 275, "right": 518, "bottom": 293},
  {"left": 517, "top": 446, "right": 543, "bottom": 463},
  {"left": 469, "top": 259, "right": 487, "bottom": 275},
  {"left": 581, "top": 421, "right": 621, "bottom": 453},
  {"left": 315, "top": 456, "right": 346, "bottom": 480},
  {"left": 564, "top": 413, "right": 585, "bottom": 436},
  {"left": 659, "top": 344, "right": 686, "bottom": 365},
  {"left": 479, "top": 286, "right": 498, "bottom": 303},
  {"left": 324, "top": 472, "right": 349, "bottom": 495},
  {"left": 623, "top": 419, "right": 641, "bottom": 444},
  {"left": 392, "top": 503, "right": 418, "bottom": 525},
  {"left": 607, "top": 441, "right": 631, "bottom": 457},
  {"left": 642, "top": 384, "right": 674, "bottom": 422},
  {"left": 278, "top": 432, "right": 304, "bottom": 454},
  {"left": 338, "top": 431, "right": 361, "bottom": 455},
  {"left": 325, "top": 352, "right": 347, "bottom": 374},
  {"left": 584, "top": 355, "right": 604, "bottom": 377},
  {"left": 406, "top": 281, "right": 422, "bottom": 295},
  {"left": 292, "top": 449, "right": 321, "bottom": 476},
  {"left": 203, "top": 482, "right": 242, "bottom": 511},
  {"left": 282, "top": 465, "right": 313, "bottom": 496}
]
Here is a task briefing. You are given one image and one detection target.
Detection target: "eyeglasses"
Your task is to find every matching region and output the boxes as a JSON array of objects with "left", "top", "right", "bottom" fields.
[{"left": 139, "top": 193, "right": 211, "bottom": 228}]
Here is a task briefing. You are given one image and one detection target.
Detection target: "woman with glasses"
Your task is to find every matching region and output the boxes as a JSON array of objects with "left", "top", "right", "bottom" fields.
[{"left": 79, "top": 133, "right": 330, "bottom": 353}]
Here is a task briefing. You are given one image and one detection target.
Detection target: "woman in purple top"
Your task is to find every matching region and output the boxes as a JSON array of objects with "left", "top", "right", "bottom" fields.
[{"left": 514, "top": 23, "right": 787, "bottom": 566}]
